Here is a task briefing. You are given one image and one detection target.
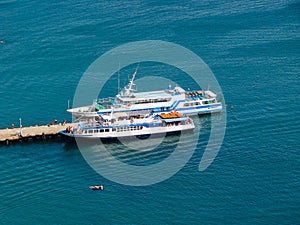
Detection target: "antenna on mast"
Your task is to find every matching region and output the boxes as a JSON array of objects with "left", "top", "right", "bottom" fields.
[
  {"left": 128, "top": 64, "right": 139, "bottom": 90},
  {"left": 122, "top": 65, "right": 139, "bottom": 97}
]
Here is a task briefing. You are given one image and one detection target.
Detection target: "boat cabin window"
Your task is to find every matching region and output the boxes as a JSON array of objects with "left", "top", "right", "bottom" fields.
[
  {"left": 184, "top": 102, "right": 201, "bottom": 107},
  {"left": 133, "top": 98, "right": 170, "bottom": 105}
]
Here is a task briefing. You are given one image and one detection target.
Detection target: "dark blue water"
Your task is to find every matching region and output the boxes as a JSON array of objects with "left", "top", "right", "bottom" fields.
[{"left": 0, "top": 0, "right": 299, "bottom": 224}]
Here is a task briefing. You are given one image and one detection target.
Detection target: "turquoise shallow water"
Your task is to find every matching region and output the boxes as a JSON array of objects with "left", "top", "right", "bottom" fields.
[{"left": 0, "top": 0, "right": 299, "bottom": 224}]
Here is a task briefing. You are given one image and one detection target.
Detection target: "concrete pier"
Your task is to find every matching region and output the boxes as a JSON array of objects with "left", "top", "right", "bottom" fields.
[{"left": 0, "top": 123, "right": 77, "bottom": 145}]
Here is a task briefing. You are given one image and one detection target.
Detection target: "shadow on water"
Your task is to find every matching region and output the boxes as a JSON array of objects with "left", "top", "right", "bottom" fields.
[
  {"left": 62, "top": 141, "right": 79, "bottom": 151},
  {"left": 73, "top": 130, "right": 197, "bottom": 167}
]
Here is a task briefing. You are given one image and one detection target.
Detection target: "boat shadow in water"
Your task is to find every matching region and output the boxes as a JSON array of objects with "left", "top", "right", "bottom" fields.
[
  {"left": 71, "top": 131, "right": 195, "bottom": 167},
  {"left": 69, "top": 129, "right": 192, "bottom": 146}
]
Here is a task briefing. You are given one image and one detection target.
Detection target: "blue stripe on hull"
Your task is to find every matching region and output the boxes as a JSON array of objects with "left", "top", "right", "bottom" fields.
[{"left": 96, "top": 103, "right": 222, "bottom": 116}]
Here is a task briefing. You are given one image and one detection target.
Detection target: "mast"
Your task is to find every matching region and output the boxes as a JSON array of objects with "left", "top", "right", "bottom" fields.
[
  {"left": 122, "top": 65, "right": 138, "bottom": 97},
  {"left": 128, "top": 65, "right": 138, "bottom": 91}
]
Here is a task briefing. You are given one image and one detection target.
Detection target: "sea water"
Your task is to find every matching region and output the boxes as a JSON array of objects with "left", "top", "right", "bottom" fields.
[{"left": 0, "top": 0, "right": 299, "bottom": 224}]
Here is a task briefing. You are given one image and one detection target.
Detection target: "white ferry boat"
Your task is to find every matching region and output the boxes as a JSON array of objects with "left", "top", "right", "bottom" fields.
[
  {"left": 59, "top": 112, "right": 194, "bottom": 140},
  {"left": 68, "top": 70, "right": 222, "bottom": 118}
]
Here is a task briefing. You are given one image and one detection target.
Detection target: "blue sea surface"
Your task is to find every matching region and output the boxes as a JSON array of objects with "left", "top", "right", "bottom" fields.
[{"left": 0, "top": 0, "right": 299, "bottom": 224}]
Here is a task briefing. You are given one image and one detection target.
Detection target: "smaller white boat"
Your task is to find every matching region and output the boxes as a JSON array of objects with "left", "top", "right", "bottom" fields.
[
  {"left": 59, "top": 112, "right": 194, "bottom": 140},
  {"left": 89, "top": 185, "right": 104, "bottom": 190}
]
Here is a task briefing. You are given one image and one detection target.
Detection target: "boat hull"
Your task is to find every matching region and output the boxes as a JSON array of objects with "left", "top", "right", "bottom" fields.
[
  {"left": 59, "top": 124, "right": 194, "bottom": 141},
  {"left": 69, "top": 103, "right": 223, "bottom": 119}
]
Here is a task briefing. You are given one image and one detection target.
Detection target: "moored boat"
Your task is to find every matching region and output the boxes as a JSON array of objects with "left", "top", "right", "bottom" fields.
[
  {"left": 68, "top": 70, "right": 222, "bottom": 118},
  {"left": 59, "top": 112, "right": 195, "bottom": 140}
]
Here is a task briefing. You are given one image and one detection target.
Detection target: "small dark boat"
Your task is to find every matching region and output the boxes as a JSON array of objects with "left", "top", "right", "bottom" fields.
[{"left": 89, "top": 185, "right": 104, "bottom": 190}]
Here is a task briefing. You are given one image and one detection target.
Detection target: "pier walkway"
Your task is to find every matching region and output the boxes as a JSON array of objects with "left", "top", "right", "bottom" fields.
[{"left": 0, "top": 123, "right": 77, "bottom": 145}]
